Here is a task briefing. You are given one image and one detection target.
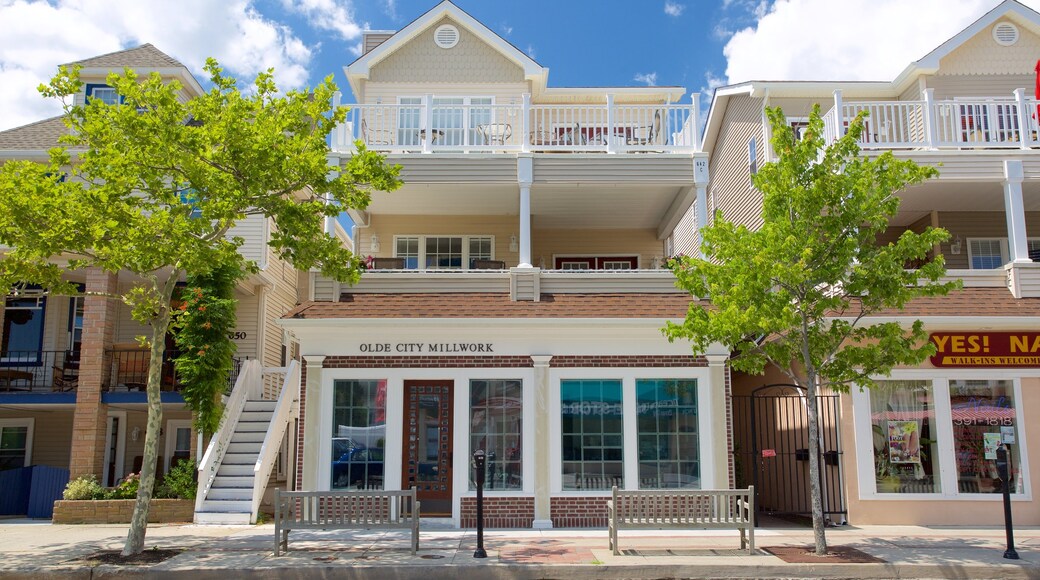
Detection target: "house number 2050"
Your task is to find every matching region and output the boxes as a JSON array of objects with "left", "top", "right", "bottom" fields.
[{"left": 227, "top": 332, "right": 247, "bottom": 340}]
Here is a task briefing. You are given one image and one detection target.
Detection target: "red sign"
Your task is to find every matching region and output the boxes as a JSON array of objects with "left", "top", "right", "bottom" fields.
[
  {"left": 761, "top": 449, "right": 776, "bottom": 458},
  {"left": 930, "top": 332, "right": 1040, "bottom": 368}
]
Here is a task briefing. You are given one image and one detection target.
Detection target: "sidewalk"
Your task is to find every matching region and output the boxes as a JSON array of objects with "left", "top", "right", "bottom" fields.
[{"left": 0, "top": 519, "right": 1038, "bottom": 579}]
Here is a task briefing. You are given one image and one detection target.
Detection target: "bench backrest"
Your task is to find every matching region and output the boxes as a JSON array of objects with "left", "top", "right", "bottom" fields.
[
  {"left": 611, "top": 486, "right": 754, "bottom": 525},
  {"left": 275, "top": 489, "right": 418, "bottom": 528}
]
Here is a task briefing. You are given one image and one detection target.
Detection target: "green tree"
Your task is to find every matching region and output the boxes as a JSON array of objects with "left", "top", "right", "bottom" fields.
[
  {"left": 0, "top": 60, "right": 400, "bottom": 555},
  {"left": 665, "top": 106, "right": 956, "bottom": 555}
]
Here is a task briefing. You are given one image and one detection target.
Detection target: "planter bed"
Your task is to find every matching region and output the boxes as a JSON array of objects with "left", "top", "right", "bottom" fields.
[{"left": 52, "top": 499, "right": 194, "bottom": 524}]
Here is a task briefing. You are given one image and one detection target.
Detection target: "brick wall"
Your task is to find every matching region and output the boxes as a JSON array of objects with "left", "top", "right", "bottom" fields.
[
  {"left": 295, "top": 363, "right": 307, "bottom": 491},
  {"left": 550, "top": 355, "right": 707, "bottom": 367},
  {"left": 52, "top": 499, "right": 194, "bottom": 524},
  {"left": 550, "top": 496, "right": 610, "bottom": 528},
  {"left": 460, "top": 496, "right": 534, "bottom": 528}
]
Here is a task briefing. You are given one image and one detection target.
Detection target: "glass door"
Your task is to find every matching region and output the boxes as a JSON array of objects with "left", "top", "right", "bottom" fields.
[{"left": 402, "top": 380, "right": 454, "bottom": 516}]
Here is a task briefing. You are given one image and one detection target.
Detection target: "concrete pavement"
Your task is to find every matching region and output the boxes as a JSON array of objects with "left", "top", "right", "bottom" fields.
[{"left": 0, "top": 519, "right": 1039, "bottom": 579}]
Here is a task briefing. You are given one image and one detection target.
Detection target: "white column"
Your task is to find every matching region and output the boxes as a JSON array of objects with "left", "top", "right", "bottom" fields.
[
  {"left": 704, "top": 353, "right": 730, "bottom": 489},
  {"left": 833, "top": 89, "right": 844, "bottom": 141},
  {"left": 1004, "top": 159, "right": 1030, "bottom": 263},
  {"left": 1014, "top": 88, "right": 1030, "bottom": 150},
  {"left": 422, "top": 93, "right": 433, "bottom": 154},
  {"left": 690, "top": 92, "right": 702, "bottom": 151},
  {"left": 518, "top": 156, "right": 533, "bottom": 268},
  {"left": 922, "top": 89, "right": 938, "bottom": 150},
  {"left": 606, "top": 93, "right": 617, "bottom": 154},
  {"left": 521, "top": 93, "right": 532, "bottom": 153},
  {"left": 531, "top": 355, "right": 553, "bottom": 528},
  {"left": 301, "top": 355, "right": 326, "bottom": 491},
  {"left": 694, "top": 155, "right": 710, "bottom": 258}
]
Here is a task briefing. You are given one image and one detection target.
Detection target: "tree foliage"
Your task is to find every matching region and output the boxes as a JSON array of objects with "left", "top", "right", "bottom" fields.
[
  {"left": 0, "top": 59, "right": 401, "bottom": 555},
  {"left": 665, "top": 105, "right": 958, "bottom": 553}
]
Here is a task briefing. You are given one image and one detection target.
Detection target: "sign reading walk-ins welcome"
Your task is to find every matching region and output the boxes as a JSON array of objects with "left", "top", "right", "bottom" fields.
[{"left": 929, "top": 332, "right": 1040, "bottom": 368}]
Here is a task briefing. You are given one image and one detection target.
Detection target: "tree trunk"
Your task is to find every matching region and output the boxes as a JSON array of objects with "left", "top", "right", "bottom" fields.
[
  {"left": 121, "top": 281, "right": 175, "bottom": 556},
  {"left": 804, "top": 371, "right": 828, "bottom": 555}
]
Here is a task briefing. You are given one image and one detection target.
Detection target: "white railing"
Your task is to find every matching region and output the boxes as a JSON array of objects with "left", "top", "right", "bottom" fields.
[
  {"left": 251, "top": 361, "right": 300, "bottom": 521},
  {"left": 333, "top": 92, "right": 701, "bottom": 154},
  {"left": 195, "top": 359, "right": 262, "bottom": 512},
  {"left": 261, "top": 367, "right": 284, "bottom": 400},
  {"left": 823, "top": 88, "right": 1040, "bottom": 150}
]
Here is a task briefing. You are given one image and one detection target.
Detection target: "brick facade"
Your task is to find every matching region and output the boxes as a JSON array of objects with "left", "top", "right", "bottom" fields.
[
  {"left": 52, "top": 499, "right": 194, "bottom": 524},
  {"left": 460, "top": 496, "right": 534, "bottom": 528},
  {"left": 550, "top": 496, "right": 609, "bottom": 528},
  {"left": 69, "top": 268, "right": 118, "bottom": 479}
]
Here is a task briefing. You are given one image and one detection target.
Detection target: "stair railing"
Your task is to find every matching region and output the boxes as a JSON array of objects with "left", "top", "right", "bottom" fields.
[
  {"left": 195, "top": 359, "right": 262, "bottom": 512},
  {"left": 250, "top": 360, "right": 301, "bottom": 521}
]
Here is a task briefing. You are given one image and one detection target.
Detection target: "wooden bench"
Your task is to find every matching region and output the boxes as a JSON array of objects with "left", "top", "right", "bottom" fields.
[
  {"left": 274, "top": 488, "right": 420, "bottom": 556},
  {"left": 606, "top": 486, "right": 755, "bottom": 555}
]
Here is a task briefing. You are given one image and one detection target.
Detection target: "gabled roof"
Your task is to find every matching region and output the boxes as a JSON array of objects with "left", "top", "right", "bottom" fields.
[
  {"left": 66, "top": 43, "right": 186, "bottom": 69},
  {"left": 0, "top": 116, "right": 69, "bottom": 152},
  {"left": 345, "top": 0, "right": 547, "bottom": 95}
]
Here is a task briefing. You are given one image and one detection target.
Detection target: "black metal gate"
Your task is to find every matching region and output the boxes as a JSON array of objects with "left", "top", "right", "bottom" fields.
[{"left": 731, "top": 384, "right": 847, "bottom": 524}]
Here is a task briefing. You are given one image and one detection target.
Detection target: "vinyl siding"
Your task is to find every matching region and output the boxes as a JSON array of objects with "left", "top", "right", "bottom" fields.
[
  {"left": 534, "top": 228, "right": 665, "bottom": 269},
  {"left": 233, "top": 291, "right": 260, "bottom": 360},
  {"left": 312, "top": 274, "right": 338, "bottom": 302},
  {"left": 935, "top": 210, "right": 1040, "bottom": 269},
  {"left": 228, "top": 214, "right": 267, "bottom": 269},
  {"left": 533, "top": 156, "right": 695, "bottom": 184},
  {"left": 0, "top": 411, "right": 72, "bottom": 469},
  {"left": 362, "top": 83, "right": 529, "bottom": 106},
  {"left": 369, "top": 17, "right": 525, "bottom": 84},
  {"left": 670, "top": 200, "right": 699, "bottom": 257},
  {"left": 389, "top": 155, "right": 518, "bottom": 183},
  {"left": 360, "top": 214, "right": 520, "bottom": 266},
  {"left": 260, "top": 255, "right": 302, "bottom": 368},
  {"left": 708, "top": 94, "right": 765, "bottom": 230},
  {"left": 936, "top": 22, "right": 1040, "bottom": 79}
]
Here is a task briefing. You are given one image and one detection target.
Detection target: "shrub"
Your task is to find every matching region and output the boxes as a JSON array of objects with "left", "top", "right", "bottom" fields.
[
  {"left": 63, "top": 475, "right": 106, "bottom": 500},
  {"left": 106, "top": 472, "right": 141, "bottom": 500},
  {"left": 156, "top": 459, "right": 197, "bottom": 500}
]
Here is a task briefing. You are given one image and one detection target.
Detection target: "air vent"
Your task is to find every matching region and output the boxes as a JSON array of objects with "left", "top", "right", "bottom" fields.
[
  {"left": 434, "top": 24, "right": 459, "bottom": 49},
  {"left": 993, "top": 22, "right": 1019, "bottom": 46}
]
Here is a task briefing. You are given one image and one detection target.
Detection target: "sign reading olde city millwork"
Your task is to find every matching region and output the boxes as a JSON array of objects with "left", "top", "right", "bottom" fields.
[{"left": 929, "top": 332, "right": 1040, "bottom": 368}]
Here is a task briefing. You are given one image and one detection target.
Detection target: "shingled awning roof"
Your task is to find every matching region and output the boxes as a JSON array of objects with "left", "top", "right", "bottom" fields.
[
  {"left": 67, "top": 43, "right": 185, "bottom": 69},
  {"left": 0, "top": 116, "right": 69, "bottom": 151},
  {"left": 283, "top": 288, "right": 1040, "bottom": 321},
  {"left": 285, "top": 293, "right": 702, "bottom": 319}
]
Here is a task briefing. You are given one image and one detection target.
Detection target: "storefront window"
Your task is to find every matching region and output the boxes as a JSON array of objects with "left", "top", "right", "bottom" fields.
[
  {"left": 560, "top": 379, "right": 623, "bottom": 490},
  {"left": 869, "top": 380, "right": 940, "bottom": 493},
  {"left": 331, "top": 380, "right": 386, "bottom": 490},
  {"left": 637, "top": 379, "right": 699, "bottom": 489},
  {"left": 469, "top": 379, "right": 522, "bottom": 491},
  {"left": 950, "top": 379, "right": 1021, "bottom": 494}
]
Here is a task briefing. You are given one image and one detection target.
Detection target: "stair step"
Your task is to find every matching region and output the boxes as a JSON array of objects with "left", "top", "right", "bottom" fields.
[
  {"left": 244, "top": 400, "right": 277, "bottom": 412},
  {"left": 221, "top": 452, "right": 258, "bottom": 465},
  {"left": 208, "top": 488, "right": 252, "bottom": 501},
  {"left": 226, "top": 441, "right": 263, "bottom": 454},
  {"left": 213, "top": 475, "right": 254, "bottom": 488},
  {"left": 200, "top": 499, "right": 252, "bottom": 512},
  {"left": 216, "top": 464, "right": 254, "bottom": 477},
  {"left": 236, "top": 420, "right": 271, "bottom": 432},
  {"left": 230, "top": 431, "right": 266, "bottom": 444},
  {"left": 195, "top": 511, "right": 252, "bottom": 525}
]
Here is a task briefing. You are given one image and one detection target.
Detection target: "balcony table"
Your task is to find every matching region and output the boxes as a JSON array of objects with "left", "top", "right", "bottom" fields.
[{"left": 0, "top": 369, "right": 33, "bottom": 391}]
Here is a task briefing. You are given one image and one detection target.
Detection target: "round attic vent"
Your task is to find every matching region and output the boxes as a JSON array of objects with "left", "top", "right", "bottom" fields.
[
  {"left": 993, "top": 21, "right": 1019, "bottom": 46},
  {"left": 434, "top": 24, "right": 459, "bottom": 49}
]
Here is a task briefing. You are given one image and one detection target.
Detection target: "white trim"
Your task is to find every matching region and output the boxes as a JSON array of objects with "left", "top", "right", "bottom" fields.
[
  {"left": 164, "top": 419, "right": 192, "bottom": 474},
  {"left": 102, "top": 411, "right": 127, "bottom": 487},
  {"left": 853, "top": 371, "right": 1032, "bottom": 502},
  {"left": 393, "top": 234, "right": 496, "bottom": 270},
  {"left": 0, "top": 418, "right": 34, "bottom": 469}
]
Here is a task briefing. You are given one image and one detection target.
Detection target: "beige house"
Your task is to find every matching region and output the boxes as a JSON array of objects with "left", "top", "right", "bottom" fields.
[
  {"left": 696, "top": 0, "right": 1040, "bottom": 526},
  {"left": 0, "top": 44, "right": 324, "bottom": 522},
  {"left": 282, "top": 1, "right": 722, "bottom": 528}
]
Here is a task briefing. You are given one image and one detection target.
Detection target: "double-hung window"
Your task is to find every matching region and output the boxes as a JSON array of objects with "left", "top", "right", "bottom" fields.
[
  {"left": 967, "top": 238, "right": 1040, "bottom": 269},
  {"left": 2, "top": 293, "right": 46, "bottom": 365},
  {"left": 394, "top": 235, "right": 494, "bottom": 270}
]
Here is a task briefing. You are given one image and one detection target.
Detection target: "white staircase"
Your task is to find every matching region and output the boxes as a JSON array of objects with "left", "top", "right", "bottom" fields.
[
  {"left": 194, "top": 360, "right": 301, "bottom": 525},
  {"left": 194, "top": 400, "right": 276, "bottom": 524}
]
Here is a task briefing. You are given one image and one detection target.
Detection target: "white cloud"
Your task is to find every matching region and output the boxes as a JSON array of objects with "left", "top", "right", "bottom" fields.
[
  {"left": 526, "top": 44, "right": 537, "bottom": 59},
  {"left": 280, "top": 0, "right": 365, "bottom": 52},
  {"left": 501, "top": 23, "right": 514, "bottom": 36},
  {"left": 634, "top": 72, "right": 658, "bottom": 86},
  {"left": 722, "top": 0, "right": 1032, "bottom": 84},
  {"left": 382, "top": 0, "right": 397, "bottom": 20},
  {"left": 664, "top": 1, "right": 685, "bottom": 17},
  {"left": 0, "top": 0, "right": 317, "bottom": 131}
]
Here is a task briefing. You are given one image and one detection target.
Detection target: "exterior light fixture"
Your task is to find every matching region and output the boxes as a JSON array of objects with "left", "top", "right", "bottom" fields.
[
  {"left": 370, "top": 234, "right": 381, "bottom": 253},
  {"left": 509, "top": 234, "right": 518, "bottom": 253},
  {"left": 950, "top": 236, "right": 962, "bottom": 255}
]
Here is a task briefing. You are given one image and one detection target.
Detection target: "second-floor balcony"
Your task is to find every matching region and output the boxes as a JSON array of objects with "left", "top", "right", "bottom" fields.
[
  {"left": 331, "top": 93, "right": 701, "bottom": 155},
  {"left": 824, "top": 88, "right": 1040, "bottom": 151}
]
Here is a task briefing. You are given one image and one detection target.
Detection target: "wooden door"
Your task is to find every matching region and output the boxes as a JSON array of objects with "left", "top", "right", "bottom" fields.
[{"left": 402, "top": 380, "right": 454, "bottom": 516}]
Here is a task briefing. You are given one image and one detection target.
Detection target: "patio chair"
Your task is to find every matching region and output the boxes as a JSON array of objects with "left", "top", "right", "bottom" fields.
[
  {"left": 477, "top": 123, "right": 512, "bottom": 145},
  {"left": 627, "top": 110, "right": 662, "bottom": 146},
  {"left": 472, "top": 259, "right": 506, "bottom": 269},
  {"left": 52, "top": 366, "right": 78, "bottom": 392},
  {"left": 361, "top": 119, "right": 395, "bottom": 146}
]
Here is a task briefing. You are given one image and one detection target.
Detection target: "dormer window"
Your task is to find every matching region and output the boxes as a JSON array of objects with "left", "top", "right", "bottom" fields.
[{"left": 85, "top": 84, "right": 120, "bottom": 105}]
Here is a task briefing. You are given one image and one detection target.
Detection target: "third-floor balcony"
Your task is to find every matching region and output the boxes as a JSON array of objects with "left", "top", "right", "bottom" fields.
[{"left": 331, "top": 93, "right": 701, "bottom": 155}]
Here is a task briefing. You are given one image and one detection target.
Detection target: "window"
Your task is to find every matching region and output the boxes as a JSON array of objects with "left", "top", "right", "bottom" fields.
[
  {"left": 637, "top": 379, "right": 699, "bottom": 489},
  {"left": 0, "top": 419, "right": 33, "bottom": 471},
  {"left": 2, "top": 294, "right": 46, "bottom": 364},
  {"left": 85, "top": 84, "right": 120, "bottom": 106},
  {"left": 67, "top": 292, "right": 84, "bottom": 360},
  {"left": 469, "top": 379, "right": 523, "bottom": 491},
  {"left": 560, "top": 379, "right": 623, "bottom": 490},
  {"left": 164, "top": 420, "right": 192, "bottom": 473},
  {"left": 950, "top": 379, "right": 1021, "bottom": 494},
  {"left": 868, "top": 380, "right": 940, "bottom": 493},
  {"left": 398, "top": 97, "right": 422, "bottom": 147},
  {"left": 394, "top": 235, "right": 494, "bottom": 270},
  {"left": 748, "top": 137, "right": 758, "bottom": 175},
  {"left": 788, "top": 118, "right": 810, "bottom": 141},
  {"left": 968, "top": 238, "right": 1005, "bottom": 269},
  {"left": 430, "top": 96, "right": 493, "bottom": 147},
  {"left": 331, "top": 380, "right": 386, "bottom": 490},
  {"left": 553, "top": 256, "right": 639, "bottom": 270}
]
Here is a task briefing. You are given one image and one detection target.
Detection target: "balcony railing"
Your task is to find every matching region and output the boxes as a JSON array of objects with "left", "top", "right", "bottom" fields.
[
  {"left": 823, "top": 88, "right": 1040, "bottom": 150},
  {"left": 106, "top": 348, "right": 245, "bottom": 393},
  {"left": 0, "top": 350, "right": 78, "bottom": 393},
  {"left": 331, "top": 93, "right": 701, "bottom": 154}
]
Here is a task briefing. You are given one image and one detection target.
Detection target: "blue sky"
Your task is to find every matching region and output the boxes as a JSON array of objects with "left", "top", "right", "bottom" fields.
[{"left": 0, "top": 0, "right": 1029, "bottom": 131}]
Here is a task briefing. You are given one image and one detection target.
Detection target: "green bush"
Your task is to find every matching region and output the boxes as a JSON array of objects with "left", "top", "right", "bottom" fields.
[
  {"left": 62, "top": 475, "right": 106, "bottom": 500},
  {"left": 156, "top": 459, "right": 197, "bottom": 500},
  {"left": 106, "top": 472, "right": 141, "bottom": 499}
]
